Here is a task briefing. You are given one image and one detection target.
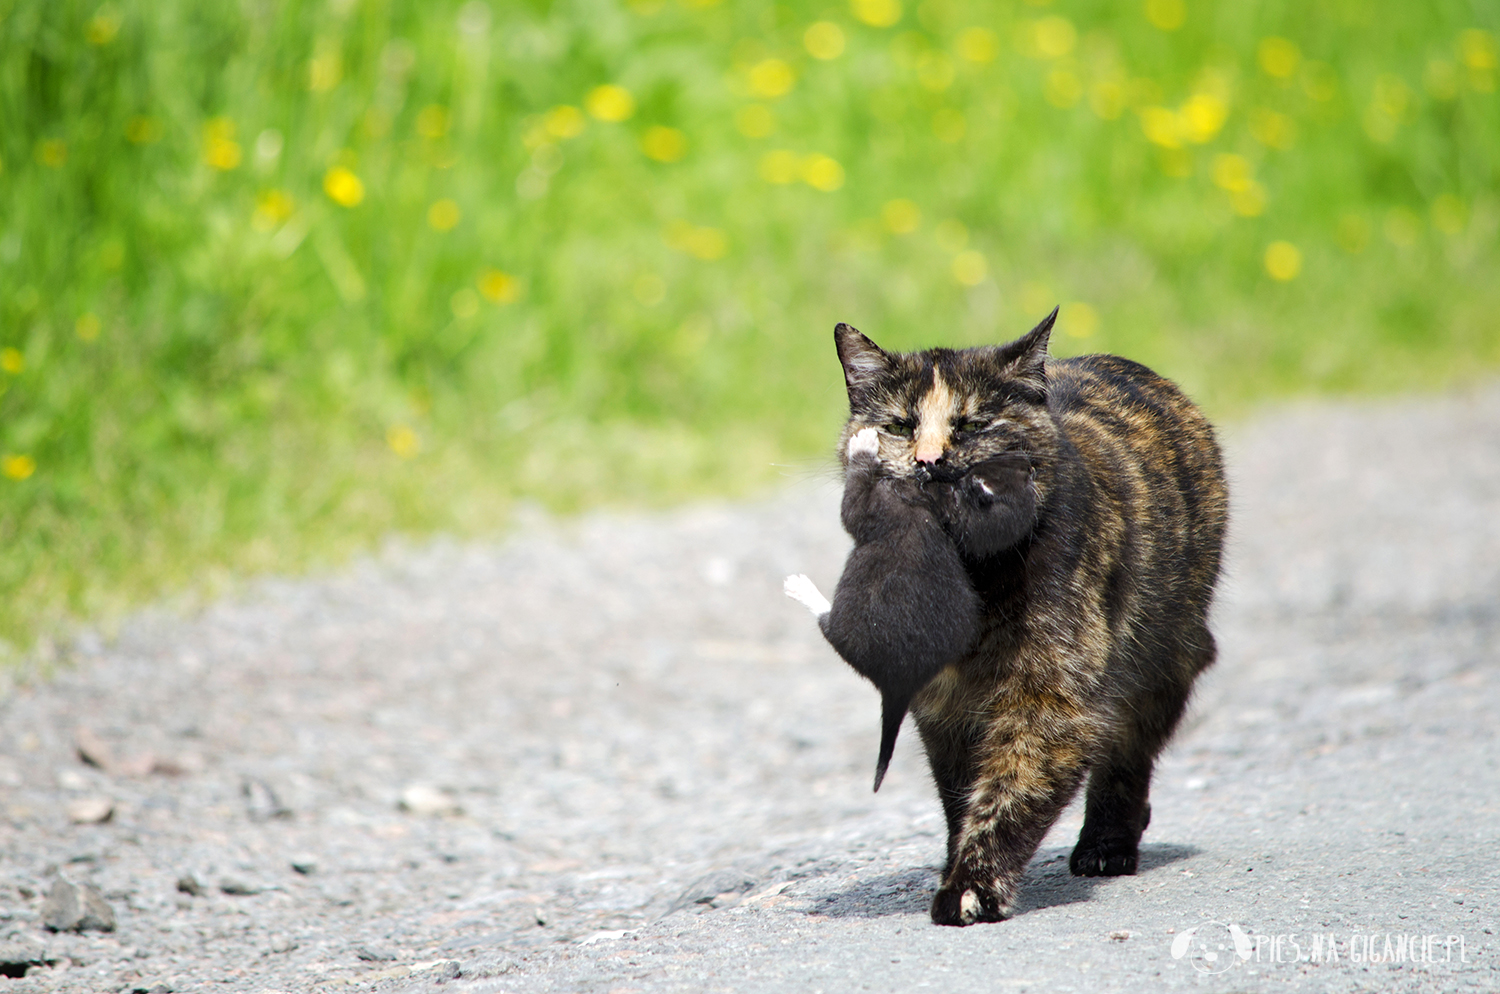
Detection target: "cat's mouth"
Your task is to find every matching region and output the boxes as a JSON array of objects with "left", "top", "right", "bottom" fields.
[{"left": 915, "top": 451, "right": 1031, "bottom": 485}]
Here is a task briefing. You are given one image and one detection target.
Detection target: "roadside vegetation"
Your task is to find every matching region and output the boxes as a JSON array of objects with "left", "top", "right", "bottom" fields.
[{"left": 2, "top": 0, "right": 1497, "bottom": 655}]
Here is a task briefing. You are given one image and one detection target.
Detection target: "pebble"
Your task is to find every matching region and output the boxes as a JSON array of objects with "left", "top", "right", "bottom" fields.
[
  {"left": 241, "top": 778, "right": 291, "bottom": 822},
  {"left": 0, "top": 937, "right": 54, "bottom": 976},
  {"left": 218, "top": 877, "right": 264, "bottom": 896},
  {"left": 288, "top": 854, "right": 319, "bottom": 875},
  {"left": 356, "top": 944, "right": 399, "bottom": 961},
  {"left": 40, "top": 879, "right": 116, "bottom": 933},
  {"left": 65, "top": 797, "right": 114, "bottom": 824},
  {"left": 398, "top": 784, "right": 461, "bottom": 817},
  {"left": 175, "top": 874, "right": 205, "bottom": 897}
]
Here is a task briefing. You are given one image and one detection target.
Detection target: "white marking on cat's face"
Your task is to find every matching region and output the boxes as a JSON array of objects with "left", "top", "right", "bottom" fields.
[
  {"left": 848, "top": 427, "right": 880, "bottom": 459},
  {"left": 914, "top": 369, "right": 956, "bottom": 463}
]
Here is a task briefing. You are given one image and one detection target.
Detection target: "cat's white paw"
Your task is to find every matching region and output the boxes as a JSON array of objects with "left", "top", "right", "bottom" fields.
[
  {"left": 783, "top": 574, "right": 831, "bottom": 617},
  {"left": 848, "top": 427, "right": 880, "bottom": 459}
]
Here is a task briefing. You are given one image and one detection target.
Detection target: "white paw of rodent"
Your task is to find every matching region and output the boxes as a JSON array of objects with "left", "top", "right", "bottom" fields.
[
  {"left": 848, "top": 427, "right": 880, "bottom": 459},
  {"left": 783, "top": 574, "right": 831, "bottom": 617}
]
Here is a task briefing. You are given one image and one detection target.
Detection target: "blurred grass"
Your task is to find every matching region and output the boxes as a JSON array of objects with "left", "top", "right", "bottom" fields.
[{"left": 1, "top": 0, "right": 1497, "bottom": 657}]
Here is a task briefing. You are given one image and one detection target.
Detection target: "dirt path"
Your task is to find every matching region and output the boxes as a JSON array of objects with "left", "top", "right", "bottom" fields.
[{"left": 2, "top": 389, "right": 1498, "bottom": 993}]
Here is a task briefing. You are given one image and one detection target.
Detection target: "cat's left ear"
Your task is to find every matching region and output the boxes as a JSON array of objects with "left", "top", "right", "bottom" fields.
[
  {"left": 834, "top": 323, "right": 892, "bottom": 403},
  {"left": 994, "top": 306, "right": 1056, "bottom": 396}
]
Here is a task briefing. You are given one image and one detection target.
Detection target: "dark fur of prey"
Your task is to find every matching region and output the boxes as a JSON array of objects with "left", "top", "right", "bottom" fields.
[{"left": 816, "top": 308, "right": 1228, "bottom": 927}]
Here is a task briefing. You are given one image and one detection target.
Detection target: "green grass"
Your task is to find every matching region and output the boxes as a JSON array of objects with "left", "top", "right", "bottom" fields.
[{"left": 2, "top": 0, "right": 1498, "bottom": 657}]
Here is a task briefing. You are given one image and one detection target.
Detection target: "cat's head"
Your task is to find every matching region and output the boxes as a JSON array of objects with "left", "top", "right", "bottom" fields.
[{"left": 833, "top": 309, "right": 1062, "bottom": 486}]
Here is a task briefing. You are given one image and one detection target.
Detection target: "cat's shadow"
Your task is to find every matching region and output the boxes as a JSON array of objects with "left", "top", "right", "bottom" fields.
[{"left": 810, "top": 842, "right": 1199, "bottom": 920}]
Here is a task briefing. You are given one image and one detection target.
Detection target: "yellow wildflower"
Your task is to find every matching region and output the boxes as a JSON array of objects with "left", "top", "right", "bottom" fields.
[
  {"left": 955, "top": 27, "right": 998, "bottom": 63},
  {"left": 802, "top": 154, "right": 845, "bottom": 191},
  {"left": 881, "top": 199, "right": 921, "bottom": 234},
  {"left": 1258, "top": 37, "right": 1300, "bottom": 79},
  {"left": 641, "top": 126, "right": 688, "bottom": 162},
  {"left": 428, "top": 199, "right": 461, "bottom": 231},
  {"left": 1144, "top": 0, "right": 1185, "bottom": 31},
  {"left": 323, "top": 166, "right": 365, "bottom": 207},
  {"left": 1264, "top": 241, "right": 1301, "bottom": 281},
  {"left": 0, "top": 348, "right": 23, "bottom": 374},
  {"left": 586, "top": 85, "right": 635, "bottom": 122},
  {"left": 544, "top": 105, "right": 586, "bottom": 139},
  {"left": 478, "top": 269, "right": 522, "bottom": 303},
  {"left": 387, "top": 426, "right": 419, "bottom": 458},
  {"left": 952, "top": 251, "right": 987, "bottom": 286},
  {"left": 749, "top": 59, "right": 796, "bottom": 98},
  {"left": 804, "top": 22, "right": 845, "bottom": 60},
  {"left": 2, "top": 455, "right": 36, "bottom": 481},
  {"left": 76, "top": 314, "right": 102, "bottom": 342},
  {"left": 850, "top": 0, "right": 901, "bottom": 28},
  {"left": 735, "top": 105, "right": 776, "bottom": 138}
]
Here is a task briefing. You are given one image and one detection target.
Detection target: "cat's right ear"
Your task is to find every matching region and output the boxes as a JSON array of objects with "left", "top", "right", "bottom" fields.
[{"left": 834, "top": 323, "right": 891, "bottom": 403}]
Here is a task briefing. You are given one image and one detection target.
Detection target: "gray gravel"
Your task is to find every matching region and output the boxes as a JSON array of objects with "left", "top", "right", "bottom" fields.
[{"left": 2, "top": 388, "right": 1498, "bottom": 993}]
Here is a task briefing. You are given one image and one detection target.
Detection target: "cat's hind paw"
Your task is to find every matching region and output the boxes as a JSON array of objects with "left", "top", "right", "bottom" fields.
[
  {"left": 847, "top": 427, "right": 879, "bottom": 459},
  {"left": 783, "top": 574, "right": 831, "bottom": 617}
]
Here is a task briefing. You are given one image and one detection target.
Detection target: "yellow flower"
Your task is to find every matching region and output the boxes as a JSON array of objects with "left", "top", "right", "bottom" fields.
[
  {"left": 387, "top": 426, "right": 419, "bottom": 458},
  {"left": 735, "top": 104, "right": 776, "bottom": 138},
  {"left": 1, "top": 455, "right": 35, "bottom": 481},
  {"left": 1138, "top": 106, "right": 1181, "bottom": 148},
  {"left": 641, "top": 126, "right": 688, "bottom": 163},
  {"left": 202, "top": 117, "right": 241, "bottom": 170},
  {"left": 952, "top": 251, "right": 986, "bottom": 286},
  {"left": 544, "top": 105, "right": 586, "bottom": 139},
  {"left": 1033, "top": 17, "right": 1076, "bottom": 58},
  {"left": 0, "top": 347, "right": 23, "bottom": 373},
  {"left": 125, "top": 116, "right": 162, "bottom": 144},
  {"left": 585, "top": 85, "right": 635, "bottom": 122},
  {"left": 308, "top": 50, "right": 342, "bottom": 92},
  {"left": 1211, "top": 154, "right": 1253, "bottom": 192},
  {"left": 417, "top": 105, "right": 451, "bottom": 139},
  {"left": 804, "top": 22, "right": 845, "bottom": 60},
  {"left": 76, "top": 313, "right": 102, "bottom": 341},
  {"left": 37, "top": 139, "right": 67, "bottom": 168},
  {"left": 802, "top": 154, "right": 845, "bottom": 191},
  {"left": 86, "top": 7, "right": 122, "bottom": 45},
  {"left": 1264, "top": 241, "right": 1302, "bottom": 281},
  {"left": 323, "top": 166, "right": 365, "bottom": 207},
  {"left": 749, "top": 59, "right": 796, "bottom": 98},
  {"left": 252, "top": 189, "right": 295, "bottom": 231},
  {"left": 665, "top": 221, "right": 729, "bottom": 260},
  {"left": 850, "top": 0, "right": 901, "bottom": 28},
  {"left": 1459, "top": 29, "right": 1497, "bottom": 70},
  {"left": 1061, "top": 302, "right": 1099, "bottom": 338},
  {"left": 427, "top": 199, "right": 461, "bottom": 231},
  {"left": 1178, "top": 92, "right": 1227, "bottom": 143},
  {"left": 1258, "top": 37, "right": 1300, "bottom": 79},
  {"left": 759, "top": 149, "right": 801, "bottom": 184},
  {"left": 955, "top": 27, "right": 998, "bottom": 64},
  {"left": 478, "top": 269, "right": 522, "bottom": 303},
  {"left": 881, "top": 199, "right": 921, "bottom": 234},
  {"left": 1144, "top": 0, "right": 1185, "bottom": 31}
]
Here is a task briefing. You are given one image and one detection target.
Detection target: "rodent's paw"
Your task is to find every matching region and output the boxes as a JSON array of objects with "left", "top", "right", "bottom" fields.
[
  {"left": 847, "top": 427, "right": 880, "bottom": 459},
  {"left": 783, "top": 574, "right": 831, "bottom": 617}
]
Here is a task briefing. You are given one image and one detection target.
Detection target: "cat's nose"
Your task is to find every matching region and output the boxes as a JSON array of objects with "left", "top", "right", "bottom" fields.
[{"left": 914, "top": 445, "right": 944, "bottom": 464}]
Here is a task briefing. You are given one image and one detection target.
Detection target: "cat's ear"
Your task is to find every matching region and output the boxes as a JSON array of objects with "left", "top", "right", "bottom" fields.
[
  {"left": 834, "top": 323, "right": 892, "bottom": 402},
  {"left": 994, "top": 307, "right": 1055, "bottom": 396}
]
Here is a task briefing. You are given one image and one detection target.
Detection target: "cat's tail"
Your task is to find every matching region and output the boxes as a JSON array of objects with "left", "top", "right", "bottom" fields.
[
  {"left": 872, "top": 693, "right": 909, "bottom": 793},
  {"left": 783, "top": 574, "right": 831, "bottom": 618}
]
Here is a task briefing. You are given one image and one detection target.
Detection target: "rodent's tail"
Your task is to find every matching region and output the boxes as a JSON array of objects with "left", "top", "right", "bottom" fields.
[
  {"left": 783, "top": 574, "right": 831, "bottom": 617},
  {"left": 872, "top": 694, "right": 908, "bottom": 793}
]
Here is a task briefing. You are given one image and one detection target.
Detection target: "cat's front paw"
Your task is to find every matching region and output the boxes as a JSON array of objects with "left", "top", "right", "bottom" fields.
[
  {"left": 847, "top": 427, "right": 880, "bottom": 460},
  {"left": 929, "top": 879, "right": 1012, "bottom": 927},
  {"left": 1068, "top": 838, "right": 1140, "bottom": 877}
]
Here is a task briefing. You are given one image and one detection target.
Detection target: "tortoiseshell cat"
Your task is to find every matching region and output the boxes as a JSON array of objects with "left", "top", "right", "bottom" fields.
[{"left": 786, "top": 309, "right": 1227, "bottom": 926}]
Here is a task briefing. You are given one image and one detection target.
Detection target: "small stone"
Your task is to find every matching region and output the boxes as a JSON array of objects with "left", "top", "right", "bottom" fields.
[
  {"left": 398, "top": 784, "right": 461, "bottom": 817},
  {"left": 267, "top": 936, "right": 297, "bottom": 954},
  {"left": 66, "top": 797, "right": 114, "bottom": 824},
  {"left": 430, "top": 960, "right": 461, "bottom": 980},
  {"left": 41, "top": 878, "right": 117, "bottom": 933},
  {"left": 289, "top": 855, "right": 319, "bottom": 875},
  {"left": 0, "top": 937, "right": 54, "bottom": 977},
  {"left": 356, "top": 945, "right": 399, "bottom": 962},
  {"left": 175, "top": 874, "right": 205, "bottom": 897},
  {"left": 242, "top": 779, "right": 292, "bottom": 822},
  {"left": 74, "top": 727, "right": 115, "bottom": 770},
  {"left": 218, "top": 877, "right": 264, "bottom": 896},
  {"left": 1109, "top": 930, "right": 1131, "bottom": 941}
]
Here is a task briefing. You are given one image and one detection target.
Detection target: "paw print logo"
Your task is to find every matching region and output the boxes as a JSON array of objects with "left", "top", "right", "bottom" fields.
[{"left": 1170, "top": 921, "right": 1253, "bottom": 974}]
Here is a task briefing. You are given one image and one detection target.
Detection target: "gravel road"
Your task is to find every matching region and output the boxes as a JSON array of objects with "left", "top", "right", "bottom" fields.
[{"left": 2, "top": 388, "right": 1498, "bottom": 994}]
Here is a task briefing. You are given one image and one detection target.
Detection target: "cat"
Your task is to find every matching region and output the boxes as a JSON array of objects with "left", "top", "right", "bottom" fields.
[{"left": 785, "top": 308, "right": 1227, "bottom": 926}]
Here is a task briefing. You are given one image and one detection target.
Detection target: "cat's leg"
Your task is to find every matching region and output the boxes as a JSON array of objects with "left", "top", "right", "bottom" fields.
[
  {"left": 914, "top": 717, "right": 981, "bottom": 875},
  {"left": 929, "top": 688, "right": 1094, "bottom": 925},
  {"left": 1071, "top": 629, "right": 1213, "bottom": 876}
]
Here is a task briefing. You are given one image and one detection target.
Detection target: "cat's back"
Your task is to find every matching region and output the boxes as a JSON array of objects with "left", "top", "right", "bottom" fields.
[{"left": 1043, "top": 353, "right": 1227, "bottom": 559}]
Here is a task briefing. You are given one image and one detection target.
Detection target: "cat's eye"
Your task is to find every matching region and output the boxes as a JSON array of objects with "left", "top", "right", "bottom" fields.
[
  {"left": 954, "top": 418, "right": 988, "bottom": 434},
  {"left": 883, "top": 422, "right": 914, "bottom": 438}
]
